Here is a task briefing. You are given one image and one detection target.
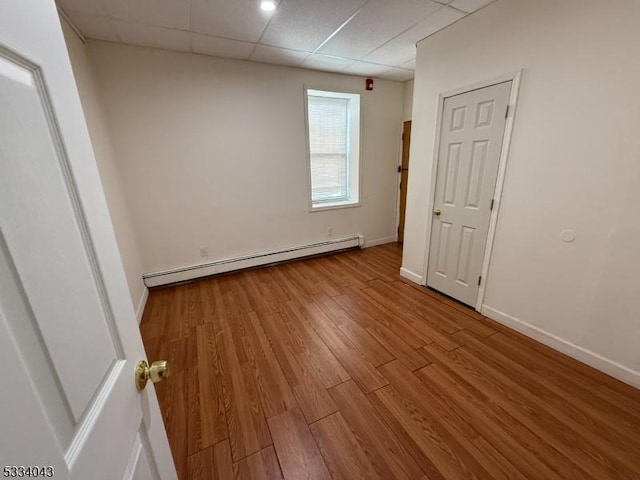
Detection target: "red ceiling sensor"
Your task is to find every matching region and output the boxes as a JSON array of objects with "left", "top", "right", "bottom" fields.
[{"left": 366, "top": 78, "right": 374, "bottom": 91}]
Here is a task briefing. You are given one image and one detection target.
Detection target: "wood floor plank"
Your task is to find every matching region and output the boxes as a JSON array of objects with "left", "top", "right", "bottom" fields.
[
  {"left": 333, "top": 292, "right": 431, "bottom": 370},
  {"left": 292, "top": 300, "right": 389, "bottom": 393},
  {"left": 186, "top": 446, "right": 214, "bottom": 480},
  {"left": 195, "top": 323, "right": 228, "bottom": 448},
  {"left": 415, "top": 363, "right": 585, "bottom": 480},
  {"left": 234, "top": 446, "right": 284, "bottom": 480},
  {"left": 338, "top": 286, "right": 430, "bottom": 348},
  {"left": 276, "top": 301, "right": 351, "bottom": 388},
  {"left": 453, "top": 330, "right": 640, "bottom": 471},
  {"left": 142, "top": 243, "right": 640, "bottom": 480},
  {"left": 216, "top": 317, "right": 272, "bottom": 461},
  {"left": 378, "top": 279, "right": 495, "bottom": 337},
  {"left": 487, "top": 331, "right": 640, "bottom": 422},
  {"left": 222, "top": 312, "right": 296, "bottom": 419},
  {"left": 186, "top": 367, "right": 202, "bottom": 456},
  {"left": 242, "top": 311, "right": 297, "bottom": 418},
  {"left": 328, "top": 380, "right": 428, "bottom": 480},
  {"left": 160, "top": 369, "right": 188, "bottom": 480},
  {"left": 311, "top": 292, "right": 395, "bottom": 367},
  {"left": 423, "top": 343, "right": 637, "bottom": 479},
  {"left": 259, "top": 312, "right": 338, "bottom": 423},
  {"left": 310, "top": 412, "right": 384, "bottom": 480},
  {"left": 213, "top": 440, "right": 234, "bottom": 479},
  {"left": 361, "top": 284, "right": 461, "bottom": 351},
  {"left": 378, "top": 361, "right": 526, "bottom": 480},
  {"left": 268, "top": 408, "right": 331, "bottom": 480}
]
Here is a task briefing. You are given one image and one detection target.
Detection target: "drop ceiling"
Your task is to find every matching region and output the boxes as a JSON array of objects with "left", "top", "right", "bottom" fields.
[{"left": 57, "top": 0, "right": 494, "bottom": 81}]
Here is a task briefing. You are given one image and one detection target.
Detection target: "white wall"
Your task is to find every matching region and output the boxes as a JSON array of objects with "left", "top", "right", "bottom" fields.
[
  {"left": 85, "top": 41, "right": 404, "bottom": 274},
  {"left": 61, "top": 22, "right": 147, "bottom": 315},
  {"left": 402, "top": 79, "right": 414, "bottom": 122},
  {"left": 404, "top": 0, "right": 640, "bottom": 386}
]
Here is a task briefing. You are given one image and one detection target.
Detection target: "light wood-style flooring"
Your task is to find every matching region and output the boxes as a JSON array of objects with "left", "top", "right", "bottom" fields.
[{"left": 140, "top": 243, "right": 640, "bottom": 479}]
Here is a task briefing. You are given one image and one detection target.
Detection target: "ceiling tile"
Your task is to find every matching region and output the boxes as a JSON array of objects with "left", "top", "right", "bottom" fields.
[
  {"left": 301, "top": 54, "right": 355, "bottom": 73},
  {"left": 113, "top": 20, "right": 191, "bottom": 52},
  {"left": 250, "top": 45, "right": 309, "bottom": 67},
  {"left": 57, "top": 0, "right": 106, "bottom": 16},
  {"left": 342, "top": 61, "right": 391, "bottom": 77},
  {"left": 104, "top": 0, "right": 190, "bottom": 30},
  {"left": 364, "top": 6, "right": 465, "bottom": 66},
  {"left": 402, "top": 58, "right": 416, "bottom": 70},
  {"left": 378, "top": 67, "right": 414, "bottom": 81},
  {"left": 66, "top": 12, "right": 120, "bottom": 42},
  {"left": 449, "top": 0, "right": 494, "bottom": 13},
  {"left": 260, "top": 0, "right": 368, "bottom": 52},
  {"left": 317, "top": 0, "right": 441, "bottom": 60},
  {"left": 191, "top": 33, "right": 255, "bottom": 60},
  {"left": 190, "top": 0, "right": 272, "bottom": 42}
]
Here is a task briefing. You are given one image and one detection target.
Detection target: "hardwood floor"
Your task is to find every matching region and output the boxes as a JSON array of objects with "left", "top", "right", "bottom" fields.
[{"left": 140, "top": 243, "right": 640, "bottom": 479}]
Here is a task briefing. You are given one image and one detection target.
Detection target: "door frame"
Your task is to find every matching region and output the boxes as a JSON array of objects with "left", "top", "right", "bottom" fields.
[
  {"left": 421, "top": 70, "right": 523, "bottom": 311},
  {"left": 396, "top": 120, "right": 411, "bottom": 243}
]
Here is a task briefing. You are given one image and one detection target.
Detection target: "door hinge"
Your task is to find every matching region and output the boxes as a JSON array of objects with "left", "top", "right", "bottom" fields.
[
  {"left": 490, "top": 199, "right": 495, "bottom": 210},
  {"left": 398, "top": 165, "right": 402, "bottom": 173},
  {"left": 397, "top": 226, "right": 400, "bottom": 234},
  {"left": 478, "top": 275, "right": 482, "bottom": 286},
  {"left": 399, "top": 181, "right": 402, "bottom": 189},
  {"left": 505, "top": 105, "right": 510, "bottom": 119}
]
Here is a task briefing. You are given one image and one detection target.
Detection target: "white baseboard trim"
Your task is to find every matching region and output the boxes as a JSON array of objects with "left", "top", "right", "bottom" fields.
[
  {"left": 143, "top": 235, "right": 362, "bottom": 287},
  {"left": 482, "top": 305, "right": 640, "bottom": 389},
  {"left": 363, "top": 235, "right": 397, "bottom": 248},
  {"left": 135, "top": 287, "right": 149, "bottom": 324},
  {"left": 400, "top": 267, "right": 423, "bottom": 285}
]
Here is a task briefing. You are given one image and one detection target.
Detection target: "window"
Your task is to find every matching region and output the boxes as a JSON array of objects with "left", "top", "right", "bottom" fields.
[{"left": 305, "top": 89, "right": 360, "bottom": 210}]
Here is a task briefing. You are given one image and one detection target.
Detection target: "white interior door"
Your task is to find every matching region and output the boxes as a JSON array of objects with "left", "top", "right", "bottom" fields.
[
  {"left": 0, "top": 1, "right": 176, "bottom": 479},
  {"left": 427, "top": 81, "right": 512, "bottom": 306}
]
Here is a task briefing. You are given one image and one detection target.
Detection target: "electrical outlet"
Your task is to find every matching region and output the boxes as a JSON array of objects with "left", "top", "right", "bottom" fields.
[
  {"left": 199, "top": 247, "right": 208, "bottom": 257},
  {"left": 327, "top": 227, "right": 333, "bottom": 236}
]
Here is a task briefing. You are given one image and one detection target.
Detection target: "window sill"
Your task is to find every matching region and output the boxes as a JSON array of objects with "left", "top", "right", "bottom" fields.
[{"left": 310, "top": 200, "right": 361, "bottom": 212}]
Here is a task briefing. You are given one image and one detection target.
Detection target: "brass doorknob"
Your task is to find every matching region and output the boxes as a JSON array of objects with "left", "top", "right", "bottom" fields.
[
  {"left": 433, "top": 208, "right": 442, "bottom": 216},
  {"left": 135, "top": 360, "right": 169, "bottom": 391}
]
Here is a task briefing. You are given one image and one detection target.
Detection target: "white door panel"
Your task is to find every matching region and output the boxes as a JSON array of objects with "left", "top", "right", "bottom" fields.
[
  {"left": 0, "top": 1, "right": 175, "bottom": 478},
  {"left": 427, "top": 81, "right": 511, "bottom": 306}
]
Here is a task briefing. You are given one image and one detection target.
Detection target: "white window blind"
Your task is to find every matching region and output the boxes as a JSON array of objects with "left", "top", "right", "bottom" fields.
[{"left": 308, "top": 95, "right": 349, "bottom": 203}]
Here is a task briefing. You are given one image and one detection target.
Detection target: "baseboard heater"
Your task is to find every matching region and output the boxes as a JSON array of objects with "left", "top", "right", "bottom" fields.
[{"left": 143, "top": 234, "right": 364, "bottom": 288}]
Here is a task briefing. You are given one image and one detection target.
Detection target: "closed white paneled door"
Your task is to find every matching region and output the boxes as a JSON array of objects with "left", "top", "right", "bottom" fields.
[
  {"left": 0, "top": 1, "right": 175, "bottom": 479},
  {"left": 427, "top": 81, "right": 511, "bottom": 306}
]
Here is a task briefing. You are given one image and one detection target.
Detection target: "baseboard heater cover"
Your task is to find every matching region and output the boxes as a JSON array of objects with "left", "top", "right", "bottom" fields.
[{"left": 143, "top": 234, "right": 364, "bottom": 287}]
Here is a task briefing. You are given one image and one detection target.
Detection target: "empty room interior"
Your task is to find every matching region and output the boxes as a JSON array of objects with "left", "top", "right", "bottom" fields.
[{"left": 1, "top": 0, "right": 640, "bottom": 478}]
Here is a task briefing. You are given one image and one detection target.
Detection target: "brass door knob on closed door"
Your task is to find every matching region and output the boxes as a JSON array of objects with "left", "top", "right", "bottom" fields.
[
  {"left": 135, "top": 360, "right": 169, "bottom": 391},
  {"left": 433, "top": 208, "right": 442, "bottom": 216}
]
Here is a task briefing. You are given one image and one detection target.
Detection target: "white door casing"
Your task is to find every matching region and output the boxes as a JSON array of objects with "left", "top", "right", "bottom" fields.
[
  {"left": 0, "top": 1, "right": 176, "bottom": 479},
  {"left": 426, "top": 81, "right": 512, "bottom": 306}
]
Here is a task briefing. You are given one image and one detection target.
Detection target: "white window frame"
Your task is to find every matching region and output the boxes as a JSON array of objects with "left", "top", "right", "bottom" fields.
[{"left": 304, "top": 87, "right": 361, "bottom": 212}]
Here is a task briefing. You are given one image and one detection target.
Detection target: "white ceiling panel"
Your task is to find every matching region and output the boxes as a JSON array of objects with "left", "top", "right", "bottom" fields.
[
  {"left": 250, "top": 45, "right": 309, "bottom": 67},
  {"left": 260, "top": 0, "right": 368, "bottom": 52},
  {"left": 364, "top": 6, "right": 464, "bottom": 65},
  {"left": 317, "top": 0, "right": 441, "bottom": 60},
  {"left": 104, "top": 0, "right": 190, "bottom": 30},
  {"left": 301, "top": 54, "right": 355, "bottom": 73},
  {"left": 378, "top": 67, "right": 414, "bottom": 81},
  {"left": 342, "top": 61, "right": 391, "bottom": 77},
  {"left": 113, "top": 20, "right": 191, "bottom": 52},
  {"left": 58, "top": 0, "right": 496, "bottom": 81},
  {"left": 402, "top": 58, "right": 416, "bottom": 70},
  {"left": 191, "top": 33, "right": 255, "bottom": 59},
  {"left": 449, "top": 0, "right": 494, "bottom": 13},
  {"left": 57, "top": 0, "right": 106, "bottom": 16},
  {"left": 190, "top": 0, "right": 273, "bottom": 42},
  {"left": 65, "top": 12, "right": 120, "bottom": 42}
]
